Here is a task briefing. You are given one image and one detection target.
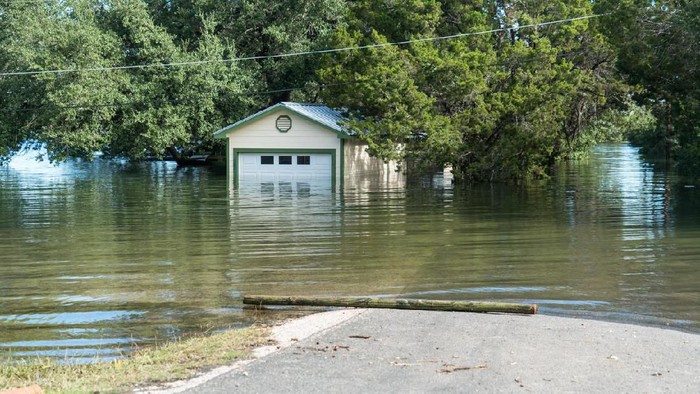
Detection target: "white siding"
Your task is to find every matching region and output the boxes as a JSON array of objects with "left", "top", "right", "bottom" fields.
[
  {"left": 343, "top": 139, "right": 405, "bottom": 191},
  {"left": 226, "top": 109, "right": 342, "bottom": 189}
]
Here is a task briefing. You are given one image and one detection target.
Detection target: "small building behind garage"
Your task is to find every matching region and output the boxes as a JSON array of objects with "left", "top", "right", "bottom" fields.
[{"left": 214, "top": 102, "right": 403, "bottom": 192}]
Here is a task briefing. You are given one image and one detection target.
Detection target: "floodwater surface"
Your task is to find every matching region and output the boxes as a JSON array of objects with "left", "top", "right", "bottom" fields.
[{"left": 1, "top": 144, "right": 699, "bottom": 361}]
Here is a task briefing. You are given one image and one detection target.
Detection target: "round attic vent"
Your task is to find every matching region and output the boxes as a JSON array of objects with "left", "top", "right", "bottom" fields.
[{"left": 276, "top": 115, "right": 292, "bottom": 132}]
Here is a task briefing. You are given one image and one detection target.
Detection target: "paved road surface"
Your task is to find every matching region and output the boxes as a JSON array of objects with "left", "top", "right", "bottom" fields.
[{"left": 177, "top": 309, "right": 700, "bottom": 393}]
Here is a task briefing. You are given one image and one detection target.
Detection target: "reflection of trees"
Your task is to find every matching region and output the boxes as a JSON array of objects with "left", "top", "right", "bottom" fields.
[
  {"left": 3, "top": 145, "right": 700, "bottom": 355},
  {"left": 227, "top": 181, "right": 346, "bottom": 295},
  {"left": 399, "top": 183, "right": 582, "bottom": 301},
  {"left": 555, "top": 144, "right": 693, "bottom": 322},
  {"left": 355, "top": 144, "right": 695, "bottom": 329},
  {"left": 0, "top": 169, "right": 23, "bottom": 230}
]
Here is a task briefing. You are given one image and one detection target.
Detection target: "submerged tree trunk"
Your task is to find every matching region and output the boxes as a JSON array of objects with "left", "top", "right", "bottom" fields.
[
  {"left": 166, "top": 146, "right": 185, "bottom": 165},
  {"left": 665, "top": 102, "right": 674, "bottom": 171}
]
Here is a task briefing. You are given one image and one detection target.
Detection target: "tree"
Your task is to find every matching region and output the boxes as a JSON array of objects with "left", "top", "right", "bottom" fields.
[
  {"left": 318, "top": 1, "right": 624, "bottom": 182},
  {"left": 0, "top": 0, "right": 346, "bottom": 163},
  {"left": 0, "top": 0, "right": 126, "bottom": 161},
  {"left": 0, "top": 0, "right": 256, "bottom": 163},
  {"left": 0, "top": 6, "right": 31, "bottom": 162},
  {"left": 220, "top": 0, "right": 347, "bottom": 104},
  {"left": 1, "top": 0, "right": 634, "bottom": 174},
  {"left": 597, "top": 0, "right": 700, "bottom": 175},
  {"left": 98, "top": 0, "right": 257, "bottom": 160}
]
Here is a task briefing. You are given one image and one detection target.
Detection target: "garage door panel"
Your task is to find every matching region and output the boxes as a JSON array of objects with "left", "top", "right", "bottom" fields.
[
  {"left": 312, "top": 155, "right": 331, "bottom": 166},
  {"left": 238, "top": 152, "right": 332, "bottom": 186},
  {"left": 241, "top": 155, "right": 257, "bottom": 164},
  {"left": 240, "top": 172, "right": 260, "bottom": 181},
  {"left": 259, "top": 172, "right": 277, "bottom": 182}
]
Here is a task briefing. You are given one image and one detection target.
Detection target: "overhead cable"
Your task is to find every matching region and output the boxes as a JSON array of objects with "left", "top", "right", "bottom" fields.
[
  {"left": 0, "top": 13, "right": 606, "bottom": 77},
  {"left": 0, "top": 81, "right": 358, "bottom": 112}
]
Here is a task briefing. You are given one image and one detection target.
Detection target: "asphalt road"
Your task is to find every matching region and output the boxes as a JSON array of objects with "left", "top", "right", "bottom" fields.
[{"left": 179, "top": 309, "right": 700, "bottom": 393}]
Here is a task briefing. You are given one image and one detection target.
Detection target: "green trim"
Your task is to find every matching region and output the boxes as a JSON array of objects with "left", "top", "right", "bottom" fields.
[
  {"left": 232, "top": 148, "right": 337, "bottom": 190},
  {"left": 339, "top": 138, "right": 345, "bottom": 190},
  {"left": 226, "top": 139, "right": 231, "bottom": 188},
  {"left": 214, "top": 105, "right": 351, "bottom": 140},
  {"left": 226, "top": 138, "right": 231, "bottom": 187}
]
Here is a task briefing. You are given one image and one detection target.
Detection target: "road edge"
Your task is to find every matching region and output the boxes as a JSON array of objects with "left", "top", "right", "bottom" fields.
[{"left": 139, "top": 309, "right": 366, "bottom": 394}]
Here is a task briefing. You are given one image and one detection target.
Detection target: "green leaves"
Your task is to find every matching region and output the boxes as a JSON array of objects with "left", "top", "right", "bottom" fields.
[
  {"left": 0, "top": 0, "right": 257, "bottom": 162},
  {"left": 0, "top": 0, "right": 125, "bottom": 161},
  {"left": 0, "top": 0, "right": 349, "bottom": 162},
  {"left": 599, "top": 0, "right": 700, "bottom": 175},
  {"left": 7, "top": 0, "right": 691, "bottom": 181},
  {"left": 318, "top": 1, "right": 621, "bottom": 182},
  {"left": 223, "top": 0, "right": 347, "bottom": 103}
]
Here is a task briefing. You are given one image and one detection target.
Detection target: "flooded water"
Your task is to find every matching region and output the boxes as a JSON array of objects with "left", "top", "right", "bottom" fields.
[{"left": 1, "top": 144, "right": 699, "bottom": 362}]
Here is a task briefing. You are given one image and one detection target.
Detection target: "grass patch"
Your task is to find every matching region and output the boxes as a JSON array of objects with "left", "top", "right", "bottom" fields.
[{"left": 0, "top": 325, "right": 269, "bottom": 393}]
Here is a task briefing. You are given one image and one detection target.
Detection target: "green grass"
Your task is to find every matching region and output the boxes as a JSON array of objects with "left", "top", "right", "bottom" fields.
[{"left": 0, "top": 325, "right": 270, "bottom": 394}]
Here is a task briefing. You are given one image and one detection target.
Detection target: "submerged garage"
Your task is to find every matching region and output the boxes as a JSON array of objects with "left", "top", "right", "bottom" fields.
[{"left": 214, "top": 101, "right": 403, "bottom": 192}]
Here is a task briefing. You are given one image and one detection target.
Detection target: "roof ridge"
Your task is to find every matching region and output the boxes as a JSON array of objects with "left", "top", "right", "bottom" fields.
[{"left": 282, "top": 102, "right": 332, "bottom": 107}]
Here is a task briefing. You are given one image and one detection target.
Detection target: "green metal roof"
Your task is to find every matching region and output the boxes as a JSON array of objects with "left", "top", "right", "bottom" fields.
[{"left": 213, "top": 102, "right": 352, "bottom": 139}]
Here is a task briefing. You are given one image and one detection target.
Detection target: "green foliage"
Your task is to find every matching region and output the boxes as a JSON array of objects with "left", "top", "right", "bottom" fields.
[
  {"left": 6, "top": 0, "right": 698, "bottom": 180},
  {"left": 98, "top": 0, "right": 257, "bottom": 159},
  {"left": 587, "top": 103, "right": 657, "bottom": 145},
  {"left": 598, "top": 0, "right": 700, "bottom": 176},
  {"left": 1, "top": 0, "right": 126, "bottom": 161},
  {"left": 319, "top": 1, "right": 624, "bottom": 182},
  {"left": 0, "top": 0, "right": 344, "bottom": 162},
  {"left": 222, "top": 0, "right": 347, "bottom": 104}
]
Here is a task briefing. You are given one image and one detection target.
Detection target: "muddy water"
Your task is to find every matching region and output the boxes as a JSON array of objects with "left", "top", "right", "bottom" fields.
[{"left": 1, "top": 144, "right": 699, "bottom": 361}]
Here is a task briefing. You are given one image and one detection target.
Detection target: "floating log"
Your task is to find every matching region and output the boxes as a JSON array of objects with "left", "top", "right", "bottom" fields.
[{"left": 243, "top": 295, "right": 537, "bottom": 315}]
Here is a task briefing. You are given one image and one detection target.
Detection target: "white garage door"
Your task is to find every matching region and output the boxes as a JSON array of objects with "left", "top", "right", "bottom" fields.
[{"left": 238, "top": 153, "right": 332, "bottom": 184}]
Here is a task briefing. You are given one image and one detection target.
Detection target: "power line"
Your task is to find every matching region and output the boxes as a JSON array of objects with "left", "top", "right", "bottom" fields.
[
  {"left": 0, "top": 0, "right": 55, "bottom": 4},
  {"left": 0, "top": 81, "right": 359, "bottom": 113},
  {"left": 0, "top": 13, "right": 606, "bottom": 78}
]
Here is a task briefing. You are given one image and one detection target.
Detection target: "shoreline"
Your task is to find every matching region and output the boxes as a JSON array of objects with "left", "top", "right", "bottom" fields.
[
  {"left": 139, "top": 309, "right": 365, "bottom": 393},
  {"left": 537, "top": 308, "right": 700, "bottom": 335},
  {"left": 4, "top": 309, "right": 699, "bottom": 393},
  {"left": 147, "top": 309, "right": 700, "bottom": 393}
]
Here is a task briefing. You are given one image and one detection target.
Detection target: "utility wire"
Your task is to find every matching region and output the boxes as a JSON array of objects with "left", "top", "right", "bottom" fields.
[
  {"left": 0, "top": 13, "right": 606, "bottom": 77},
  {"left": 0, "top": 0, "right": 54, "bottom": 4},
  {"left": 0, "top": 81, "right": 359, "bottom": 113}
]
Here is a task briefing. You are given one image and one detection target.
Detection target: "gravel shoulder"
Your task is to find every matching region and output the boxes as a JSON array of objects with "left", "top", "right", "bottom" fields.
[{"left": 159, "top": 309, "right": 700, "bottom": 393}]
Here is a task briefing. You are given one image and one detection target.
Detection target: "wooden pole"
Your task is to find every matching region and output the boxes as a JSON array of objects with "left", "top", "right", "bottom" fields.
[{"left": 243, "top": 295, "right": 537, "bottom": 315}]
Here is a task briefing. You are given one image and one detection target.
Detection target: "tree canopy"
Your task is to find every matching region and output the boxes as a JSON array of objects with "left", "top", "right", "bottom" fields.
[
  {"left": 318, "top": 0, "right": 625, "bottom": 181},
  {"left": 0, "top": 0, "right": 343, "bottom": 162},
  {"left": 597, "top": 0, "right": 700, "bottom": 175},
  {"left": 1, "top": 0, "right": 699, "bottom": 180},
  {"left": 1, "top": 0, "right": 256, "bottom": 162}
]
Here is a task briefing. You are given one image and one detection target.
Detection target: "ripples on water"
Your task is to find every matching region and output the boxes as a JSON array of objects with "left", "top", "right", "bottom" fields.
[{"left": 1, "top": 144, "right": 699, "bottom": 361}]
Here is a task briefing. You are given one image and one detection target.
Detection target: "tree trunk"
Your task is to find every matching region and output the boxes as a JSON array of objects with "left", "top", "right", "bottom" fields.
[
  {"left": 166, "top": 146, "right": 185, "bottom": 165},
  {"left": 665, "top": 102, "right": 673, "bottom": 171},
  {"left": 243, "top": 295, "right": 538, "bottom": 315}
]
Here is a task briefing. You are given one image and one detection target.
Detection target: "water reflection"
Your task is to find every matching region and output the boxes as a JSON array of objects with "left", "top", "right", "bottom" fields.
[
  {"left": 230, "top": 180, "right": 341, "bottom": 263},
  {"left": 1, "top": 144, "right": 700, "bottom": 361}
]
